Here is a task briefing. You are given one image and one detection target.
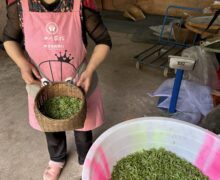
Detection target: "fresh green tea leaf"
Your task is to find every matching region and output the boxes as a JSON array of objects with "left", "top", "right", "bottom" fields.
[
  {"left": 111, "top": 148, "right": 208, "bottom": 180},
  {"left": 41, "top": 96, "right": 83, "bottom": 119}
]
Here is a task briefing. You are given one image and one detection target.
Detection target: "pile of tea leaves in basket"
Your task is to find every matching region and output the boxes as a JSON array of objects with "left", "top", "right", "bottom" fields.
[
  {"left": 111, "top": 148, "right": 208, "bottom": 180},
  {"left": 41, "top": 96, "right": 82, "bottom": 119}
]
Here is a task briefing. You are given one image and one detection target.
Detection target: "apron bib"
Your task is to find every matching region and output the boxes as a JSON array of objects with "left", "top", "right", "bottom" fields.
[{"left": 21, "top": 0, "right": 104, "bottom": 131}]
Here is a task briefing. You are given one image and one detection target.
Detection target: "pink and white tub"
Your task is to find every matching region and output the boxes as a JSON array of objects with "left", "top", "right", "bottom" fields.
[{"left": 82, "top": 117, "right": 220, "bottom": 180}]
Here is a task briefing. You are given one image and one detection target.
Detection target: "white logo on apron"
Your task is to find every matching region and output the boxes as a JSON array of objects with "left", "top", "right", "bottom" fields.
[
  {"left": 46, "top": 22, "right": 58, "bottom": 35},
  {"left": 44, "top": 22, "right": 64, "bottom": 49}
]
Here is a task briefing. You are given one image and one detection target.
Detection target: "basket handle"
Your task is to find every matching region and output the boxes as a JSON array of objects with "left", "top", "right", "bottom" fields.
[
  {"left": 41, "top": 77, "right": 51, "bottom": 87},
  {"left": 64, "top": 77, "right": 86, "bottom": 96},
  {"left": 41, "top": 76, "right": 79, "bottom": 87},
  {"left": 65, "top": 77, "right": 74, "bottom": 85}
]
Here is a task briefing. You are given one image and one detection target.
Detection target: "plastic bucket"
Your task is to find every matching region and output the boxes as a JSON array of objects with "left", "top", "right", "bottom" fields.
[{"left": 82, "top": 117, "right": 220, "bottom": 180}]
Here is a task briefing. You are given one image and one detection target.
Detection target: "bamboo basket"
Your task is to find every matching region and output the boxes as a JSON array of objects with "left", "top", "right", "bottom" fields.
[
  {"left": 185, "top": 23, "right": 217, "bottom": 39},
  {"left": 34, "top": 82, "right": 86, "bottom": 132},
  {"left": 185, "top": 16, "right": 220, "bottom": 30}
]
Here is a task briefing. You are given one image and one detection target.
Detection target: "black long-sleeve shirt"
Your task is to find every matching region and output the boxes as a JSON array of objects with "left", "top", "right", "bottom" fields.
[{"left": 3, "top": 0, "right": 112, "bottom": 48}]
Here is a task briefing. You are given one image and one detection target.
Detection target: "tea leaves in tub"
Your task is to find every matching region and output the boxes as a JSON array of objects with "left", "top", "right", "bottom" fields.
[{"left": 111, "top": 148, "right": 208, "bottom": 180}]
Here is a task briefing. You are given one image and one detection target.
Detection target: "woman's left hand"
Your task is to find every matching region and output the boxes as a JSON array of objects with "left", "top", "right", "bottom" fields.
[
  {"left": 76, "top": 44, "right": 110, "bottom": 93},
  {"left": 77, "top": 70, "right": 93, "bottom": 93}
]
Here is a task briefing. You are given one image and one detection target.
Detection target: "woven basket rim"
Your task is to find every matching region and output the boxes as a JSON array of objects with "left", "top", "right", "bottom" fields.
[{"left": 34, "top": 82, "right": 86, "bottom": 121}]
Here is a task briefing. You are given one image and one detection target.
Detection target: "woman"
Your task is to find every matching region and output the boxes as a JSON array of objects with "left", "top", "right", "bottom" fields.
[{"left": 3, "top": 0, "right": 111, "bottom": 179}]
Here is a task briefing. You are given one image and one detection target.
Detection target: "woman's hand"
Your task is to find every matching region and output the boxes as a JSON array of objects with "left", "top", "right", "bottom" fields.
[
  {"left": 77, "top": 70, "right": 93, "bottom": 93},
  {"left": 20, "top": 62, "right": 41, "bottom": 85},
  {"left": 3, "top": 41, "right": 41, "bottom": 85},
  {"left": 76, "top": 44, "right": 110, "bottom": 93}
]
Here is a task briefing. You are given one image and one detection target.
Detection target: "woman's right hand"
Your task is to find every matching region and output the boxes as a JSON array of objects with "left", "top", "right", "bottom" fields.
[
  {"left": 20, "top": 62, "right": 41, "bottom": 85},
  {"left": 3, "top": 41, "right": 41, "bottom": 85}
]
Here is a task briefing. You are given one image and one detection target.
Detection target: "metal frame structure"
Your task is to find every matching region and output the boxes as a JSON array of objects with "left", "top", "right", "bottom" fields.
[{"left": 134, "top": 5, "right": 203, "bottom": 73}]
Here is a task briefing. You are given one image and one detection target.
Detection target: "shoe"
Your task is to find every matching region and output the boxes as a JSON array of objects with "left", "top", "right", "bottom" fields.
[{"left": 43, "top": 160, "right": 65, "bottom": 180}]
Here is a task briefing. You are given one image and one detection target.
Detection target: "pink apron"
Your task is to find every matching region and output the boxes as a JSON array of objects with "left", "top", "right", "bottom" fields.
[{"left": 21, "top": 0, "right": 104, "bottom": 131}]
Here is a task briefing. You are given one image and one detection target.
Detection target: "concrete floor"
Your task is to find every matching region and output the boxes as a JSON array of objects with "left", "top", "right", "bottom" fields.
[{"left": 0, "top": 31, "right": 166, "bottom": 180}]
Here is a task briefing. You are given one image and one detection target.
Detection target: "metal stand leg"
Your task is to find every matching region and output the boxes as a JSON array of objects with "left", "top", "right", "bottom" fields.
[{"left": 169, "top": 69, "right": 184, "bottom": 113}]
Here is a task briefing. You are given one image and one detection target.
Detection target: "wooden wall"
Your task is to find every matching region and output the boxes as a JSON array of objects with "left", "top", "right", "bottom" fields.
[
  {"left": 0, "top": 0, "right": 215, "bottom": 41},
  {"left": 97, "top": 0, "right": 214, "bottom": 15}
]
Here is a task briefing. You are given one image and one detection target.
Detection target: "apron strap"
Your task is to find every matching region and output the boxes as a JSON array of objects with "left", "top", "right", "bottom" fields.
[
  {"left": 73, "top": 0, "right": 82, "bottom": 12},
  {"left": 20, "top": 0, "right": 30, "bottom": 12}
]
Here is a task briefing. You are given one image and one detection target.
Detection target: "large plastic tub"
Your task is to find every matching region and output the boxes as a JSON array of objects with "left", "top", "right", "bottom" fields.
[{"left": 82, "top": 117, "right": 220, "bottom": 180}]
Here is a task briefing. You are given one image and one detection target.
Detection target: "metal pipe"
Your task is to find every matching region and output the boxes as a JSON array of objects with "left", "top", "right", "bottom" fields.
[
  {"left": 134, "top": 43, "right": 159, "bottom": 59},
  {"left": 169, "top": 69, "right": 184, "bottom": 113},
  {"left": 150, "top": 46, "right": 175, "bottom": 64},
  {"left": 139, "top": 46, "right": 164, "bottom": 62}
]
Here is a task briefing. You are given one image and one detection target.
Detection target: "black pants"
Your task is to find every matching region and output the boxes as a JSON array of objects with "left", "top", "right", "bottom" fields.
[{"left": 45, "top": 130, "right": 93, "bottom": 165}]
